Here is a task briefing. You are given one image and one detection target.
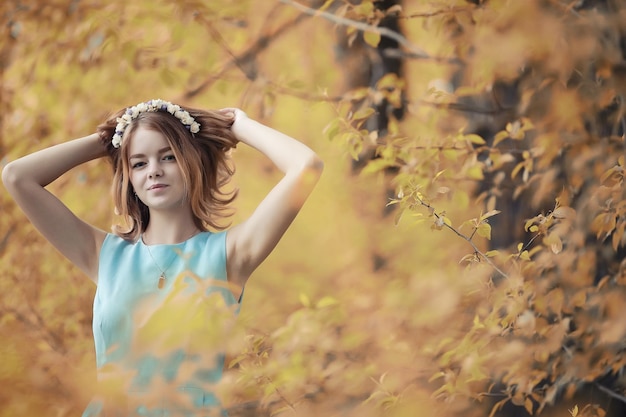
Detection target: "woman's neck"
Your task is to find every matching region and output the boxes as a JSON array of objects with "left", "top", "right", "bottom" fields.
[{"left": 142, "top": 211, "right": 200, "bottom": 245}]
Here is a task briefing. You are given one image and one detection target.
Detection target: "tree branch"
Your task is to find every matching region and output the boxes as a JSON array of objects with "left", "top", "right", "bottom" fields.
[
  {"left": 418, "top": 99, "right": 502, "bottom": 115},
  {"left": 184, "top": 13, "right": 308, "bottom": 100},
  {"left": 278, "top": 0, "right": 457, "bottom": 63},
  {"left": 381, "top": 47, "right": 461, "bottom": 64},
  {"left": 261, "top": 78, "right": 507, "bottom": 116},
  {"left": 0, "top": 307, "right": 65, "bottom": 354}
]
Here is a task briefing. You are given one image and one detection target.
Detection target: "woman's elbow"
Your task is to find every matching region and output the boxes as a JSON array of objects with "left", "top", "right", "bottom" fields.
[
  {"left": 304, "top": 153, "right": 324, "bottom": 178},
  {"left": 1, "top": 161, "right": 20, "bottom": 190}
]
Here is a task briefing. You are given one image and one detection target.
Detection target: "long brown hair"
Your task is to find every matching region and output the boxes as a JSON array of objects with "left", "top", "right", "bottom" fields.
[{"left": 97, "top": 104, "right": 239, "bottom": 241}]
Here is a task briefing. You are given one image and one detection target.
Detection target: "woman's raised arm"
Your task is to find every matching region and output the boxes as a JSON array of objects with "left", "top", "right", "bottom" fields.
[
  {"left": 2, "top": 133, "right": 108, "bottom": 282},
  {"left": 224, "top": 110, "right": 324, "bottom": 288}
]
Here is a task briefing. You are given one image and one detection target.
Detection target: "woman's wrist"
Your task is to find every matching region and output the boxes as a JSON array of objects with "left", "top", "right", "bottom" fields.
[
  {"left": 80, "top": 133, "right": 109, "bottom": 161},
  {"left": 231, "top": 116, "right": 250, "bottom": 140}
]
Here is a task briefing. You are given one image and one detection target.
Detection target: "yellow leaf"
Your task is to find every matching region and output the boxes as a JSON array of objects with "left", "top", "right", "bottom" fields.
[
  {"left": 489, "top": 398, "right": 509, "bottom": 417},
  {"left": 480, "top": 210, "right": 501, "bottom": 221},
  {"left": 299, "top": 293, "right": 310, "bottom": 307},
  {"left": 318, "top": 0, "right": 335, "bottom": 12},
  {"left": 524, "top": 397, "right": 534, "bottom": 415},
  {"left": 353, "top": 107, "right": 375, "bottom": 120},
  {"left": 433, "top": 169, "right": 447, "bottom": 182},
  {"left": 393, "top": 207, "right": 405, "bottom": 226},
  {"left": 323, "top": 118, "right": 341, "bottom": 141},
  {"left": 467, "top": 164, "right": 484, "bottom": 180},
  {"left": 455, "top": 85, "right": 483, "bottom": 96},
  {"left": 355, "top": 0, "right": 374, "bottom": 16},
  {"left": 477, "top": 223, "right": 492, "bottom": 240},
  {"left": 316, "top": 296, "right": 338, "bottom": 308},
  {"left": 571, "top": 290, "right": 587, "bottom": 308},
  {"left": 552, "top": 206, "right": 575, "bottom": 220},
  {"left": 493, "top": 130, "right": 509, "bottom": 147},
  {"left": 511, "top": 161, "right": 525, "bottom": 179},
  {"left": 591, "top": 212, "right": 617, "bottom": 239},
  {"left": 442, "top": 149, "right": 459, "bottom": 161},
  {"left": 364, "top": 31, "right": 381, "bottom": 48},
  {"left": 376, "top": 73, "right": 401, "bottom": 90},
  {"left": 271, "top": 405, "right": 294, "bottom": 416},
  {"left": 428, "top": 371, "right": 445, "bottom": 382},
  {"left": 466, "top": 134, "right": 486, "bottom": 145}
]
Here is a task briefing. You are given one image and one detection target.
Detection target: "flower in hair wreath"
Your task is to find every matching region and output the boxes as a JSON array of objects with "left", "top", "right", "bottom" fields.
[{"left": 111, "top": 99, "right": 201, "bottom": 148}]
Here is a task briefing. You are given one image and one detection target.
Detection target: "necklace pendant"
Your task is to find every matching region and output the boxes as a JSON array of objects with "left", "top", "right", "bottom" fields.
[{"left": 158, "top": 274, "right": 166, "bottom": 290}]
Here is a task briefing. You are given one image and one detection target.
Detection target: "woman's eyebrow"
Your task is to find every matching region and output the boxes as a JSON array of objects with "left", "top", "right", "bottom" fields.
[{"left": 129, "top": 147, "right": 172, "bottom": 159}]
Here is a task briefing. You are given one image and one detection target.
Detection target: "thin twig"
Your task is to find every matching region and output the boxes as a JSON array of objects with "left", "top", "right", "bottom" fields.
[
  {"left": 0, "top": 225, "right": 14, "bottom": 257},
  {"left": 515, "top": 232, "right": 541, "bottom": 260},
  {"left": 399, "top": 7, "right": 473, "bottom": 19},
  {"left": 278, "top": 0, "right": 456, "bottom": 63},
  {"left": 595, "top": 382, "right": 626, "bottom": 405},
  {"left": 263, "top": 375, "right": 297, "bottom": 411},
  {"left": 414, "top": 195, "right": 509, "bottom": 279},
  {"left": 477, "top": 391, "right": 508, "bottom": 398}
]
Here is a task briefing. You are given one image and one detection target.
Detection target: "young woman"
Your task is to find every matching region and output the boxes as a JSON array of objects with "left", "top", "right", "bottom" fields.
[{"left": 2, "top": 99, "right": 323, "bottom": 416}]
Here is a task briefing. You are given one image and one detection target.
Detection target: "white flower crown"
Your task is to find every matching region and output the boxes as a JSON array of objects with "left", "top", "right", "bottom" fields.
[{"left": 112, "top": 99, "right": 201, "bottom": 148}]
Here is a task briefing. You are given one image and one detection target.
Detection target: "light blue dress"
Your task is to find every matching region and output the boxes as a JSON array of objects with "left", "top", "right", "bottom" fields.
[{"left": 82, "top": 231, "right": 239, "bottom": 417}]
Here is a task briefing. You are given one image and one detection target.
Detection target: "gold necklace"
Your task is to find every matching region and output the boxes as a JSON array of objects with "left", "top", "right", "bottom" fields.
[{"left": 143, "top": 230, "right": 200, "bottom": 289}]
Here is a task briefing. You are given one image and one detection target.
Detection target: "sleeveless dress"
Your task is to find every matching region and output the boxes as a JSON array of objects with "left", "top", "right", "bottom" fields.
[{"left": 82, "top": 231, "right": 240, "bottom": 417}]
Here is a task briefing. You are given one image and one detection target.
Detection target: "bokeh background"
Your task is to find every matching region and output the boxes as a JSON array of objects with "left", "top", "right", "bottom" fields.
[{"left": 2, "top": 1, "right": 626, "bottom": 416}]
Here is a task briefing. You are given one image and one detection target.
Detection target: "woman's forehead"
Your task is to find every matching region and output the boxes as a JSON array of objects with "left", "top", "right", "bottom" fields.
[{"left": 127, "top": 127, "right": 169, "bottom": 155}]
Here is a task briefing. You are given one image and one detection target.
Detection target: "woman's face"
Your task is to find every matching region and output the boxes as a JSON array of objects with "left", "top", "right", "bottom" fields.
[{"left": 127, "top": 126, "right": 188, "bottom": 212}]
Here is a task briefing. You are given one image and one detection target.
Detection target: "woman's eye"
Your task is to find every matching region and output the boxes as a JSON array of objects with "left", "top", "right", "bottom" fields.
[
  {"left": 131, "top": 161, "right": 145, "bottom": 169},
  {"left": 163, "top": 154, "right": 176, "bottom": 161}
]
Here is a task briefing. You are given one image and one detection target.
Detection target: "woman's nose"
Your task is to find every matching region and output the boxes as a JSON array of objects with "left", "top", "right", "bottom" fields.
[{"left": 148, "top": 164, "right": 163, "bottom": 178}]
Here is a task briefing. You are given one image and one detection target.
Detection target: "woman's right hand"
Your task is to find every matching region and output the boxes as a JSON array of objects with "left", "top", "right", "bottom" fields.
[{"left": 219, "top": 108, "right": 248, "bottom": 127}]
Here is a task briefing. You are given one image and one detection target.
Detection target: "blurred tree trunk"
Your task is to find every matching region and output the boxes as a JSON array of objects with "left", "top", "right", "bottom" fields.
[{"left": 337, "top": 0, "right": 405, "bottom": 169}]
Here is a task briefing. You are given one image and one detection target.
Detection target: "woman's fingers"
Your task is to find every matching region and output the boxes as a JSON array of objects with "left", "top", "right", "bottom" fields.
[{"left": 219, "top": 108, "right": 248, "bottom": 122}]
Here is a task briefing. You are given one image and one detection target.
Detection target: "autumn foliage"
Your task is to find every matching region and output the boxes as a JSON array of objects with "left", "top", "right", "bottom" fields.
[{"left": 2, "top": 0, "right": 626, "bottom": 416}]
